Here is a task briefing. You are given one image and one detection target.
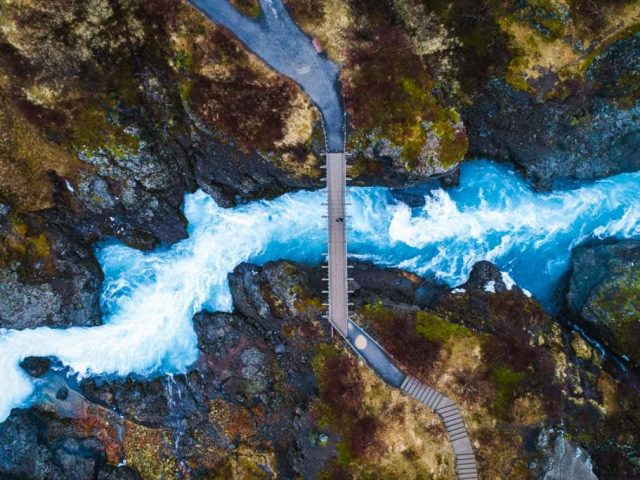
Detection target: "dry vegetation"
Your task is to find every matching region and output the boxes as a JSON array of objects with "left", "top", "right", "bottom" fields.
[
  {"left": 355, "top": 294, "right": 567, "bottom": 478},
  {"left": 312, "top": 343, "right": 457, "bottom": 479}
]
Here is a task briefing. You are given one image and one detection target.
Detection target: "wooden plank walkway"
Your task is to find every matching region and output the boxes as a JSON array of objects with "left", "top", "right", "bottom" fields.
[
  {"left": 324, "top": 152, "right": 349, "bottom": 337},
  {"left": 400, "top": 375, "right": 479, "bottom": 479}
]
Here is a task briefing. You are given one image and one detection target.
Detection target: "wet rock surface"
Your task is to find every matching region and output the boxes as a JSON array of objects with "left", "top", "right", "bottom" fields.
[
  {"left": 20, "top": 357, "right": 53, "bottom": 378},
  {"left": 567, "top": 239, "right": 640, "bottom": 365},
  {"left": 0, "top": 410, "right": 136, "bottom": 480},
  {"left": 464, "top": 78, "right": 640, "bottom": 190},
  {"left": 460, "top": 260, "right": 509, "bottom": 293},
  {"left": 533, "top": 429, "right": 598, "bottom": 480}
]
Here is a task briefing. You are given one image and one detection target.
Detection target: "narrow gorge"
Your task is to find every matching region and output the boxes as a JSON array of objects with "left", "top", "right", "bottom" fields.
[{"left": 1, "top": 0, "right": 639, "bottom": 478}]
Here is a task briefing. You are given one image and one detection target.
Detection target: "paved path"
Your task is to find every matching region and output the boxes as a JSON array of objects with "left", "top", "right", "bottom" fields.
[
  {"left": 188, "top": 0, "right": 344, "bottom": 151},
  {"left": 347, "top": 320, "right": 405, "bottom": 387}
]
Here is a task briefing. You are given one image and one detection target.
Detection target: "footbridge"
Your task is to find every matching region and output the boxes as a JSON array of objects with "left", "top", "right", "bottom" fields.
[
  {"left": 322, "top": 152, "right": 349, "bottom": 337},
  {"left": 321, "top": 150, "right": 479, "bottom": 479}
]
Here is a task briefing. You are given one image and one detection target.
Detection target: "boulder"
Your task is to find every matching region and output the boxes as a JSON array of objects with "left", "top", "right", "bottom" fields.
[
  {"left": 350, "top": 262, "right": 447, "bottom": 308},
  {"left": 228, "top": 263, "right": 272, "bottom": 326},
  {"left": 461, "top": 260, "right": 509, "bottom": 293},
  {"left": 0, "top": 217, "right": 102, "bottom": 330},
  {"left": 20, "top": 357, "right": 52, "bottom": 378}
]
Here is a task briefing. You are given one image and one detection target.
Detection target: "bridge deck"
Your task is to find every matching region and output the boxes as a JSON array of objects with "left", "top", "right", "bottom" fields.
[{"left": 326, "top": 152, "right": 348, "bottom": 337}]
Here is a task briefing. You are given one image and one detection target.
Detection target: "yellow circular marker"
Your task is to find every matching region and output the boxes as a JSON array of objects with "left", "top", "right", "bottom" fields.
[{"left": 354, "top": 334, "right": 368, "bottom": 350}]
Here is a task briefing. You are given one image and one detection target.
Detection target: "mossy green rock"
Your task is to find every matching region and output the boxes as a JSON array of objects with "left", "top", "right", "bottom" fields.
[{"left": 568, "top": 240, "right": 640, "bottom": 365}]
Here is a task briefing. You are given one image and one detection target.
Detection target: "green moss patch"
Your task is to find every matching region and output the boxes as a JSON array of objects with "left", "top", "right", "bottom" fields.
[
  {"left": 491, "top": 365, "right": 525, "bottom": 418},
  {"left": 71, "top": 106, "right": 140, "bottom": 160},
  {"left": 588, "top": 267, "right": 640, "bottom": 362},
  {"left": 415, "top": 311, "right": 471, "bottom": 344},
  {"left": 230, "top": 0, "right": 261, "bottom": 17}
]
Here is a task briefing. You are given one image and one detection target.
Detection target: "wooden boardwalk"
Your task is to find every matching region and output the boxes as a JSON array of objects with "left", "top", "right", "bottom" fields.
[
  {"left": 400, "top": 375, "right": 479, "bottom": 479},
  {"left": 324, "top": 152, "right": 349, "bottom": 337}
]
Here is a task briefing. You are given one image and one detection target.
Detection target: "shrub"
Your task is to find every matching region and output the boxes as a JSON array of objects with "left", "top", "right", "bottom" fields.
[
  {"left": 491, "top": 365, "right": 525, "bottom": 418},
  {"left": 368, "top": 310, "right": 440, "bottom": 380}
]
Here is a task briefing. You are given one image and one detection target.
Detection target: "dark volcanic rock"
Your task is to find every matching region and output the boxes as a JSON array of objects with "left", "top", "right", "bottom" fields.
[
  {"left": 0, "top": 410, "right": 109, "bottom": 480},
  {"left": 20, "top": 356, "right": 52, "bottom": 378},
  {"left": 0, "top": 261, "right": 333, "bottom": 478},
  {"left": 350, "top": 262, "right": 447, "bottom": 308},
  {"left": 97, "top": 465, "right": 142, "bottom": 480},
  {"left": 52, "top": 437, "right": 106, "bottom": 479},
  {"left": 464, "top": 76, "right": 640, "bottom": 190},
  {"left": 228, "top": 261, "right": 316, "bottom": 331},
  {"left": 463, "top": 31, "right": 640, "bottom": 191},
  {"left": 0, "top": 411, "right": 61, "bottom": 479},
  {"left": 587, "top": 32, "right": 640, "bottom": 103},
  {"left": 567, "top": 239, "right": 640, "bottom": 364},
  {"left": 0, "top": 217, "right": 102, "bottom": 330},
  {"left": 193, "top": 135, "right": 320, "bottom": 208},
  {"left": 81, "top": 376, "right": 171, "bottom": 427},
  {"left": 55, "top": 387, "right": 69, "bottom": 401},
  {"left": 461, "top": 260, "right": 508, "bottom": 293},
  {"left": 228, "top": 263, "right": 272, "bottom": 327}
]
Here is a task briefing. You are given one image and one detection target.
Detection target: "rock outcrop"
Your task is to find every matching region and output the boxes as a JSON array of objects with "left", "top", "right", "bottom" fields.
[
  {"left": 567, "top": 239, "right": 640, "bottom": 365},
  {"left": 532, "top": 429, "right": 598, "bottom": 480},
  {"left": 464, "top": 78, "right": 640, "bottom": 190},
  {"left": 459, "top": 6, "right": 640, "bottom": 190},
  {"left": 0, "top": 215, "right": 102, "bottom": 329},
  {"left": 0, "top": 410, "right": 138, "bottom": 480}
]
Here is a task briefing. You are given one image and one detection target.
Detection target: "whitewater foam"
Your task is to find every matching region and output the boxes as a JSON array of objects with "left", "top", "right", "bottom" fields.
[{"left": 1, "top": 160, "right": 639, "bottom": 421}]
